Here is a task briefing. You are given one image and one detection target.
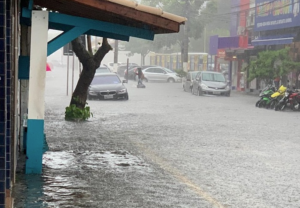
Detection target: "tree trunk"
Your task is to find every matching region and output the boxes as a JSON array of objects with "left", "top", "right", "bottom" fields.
[{"left": 70, "top": 37, "right": 112, "bottom": 109}]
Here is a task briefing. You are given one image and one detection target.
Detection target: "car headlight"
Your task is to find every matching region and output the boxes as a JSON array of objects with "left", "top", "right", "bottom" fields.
[
  {"left": 201, "top": 83, "right": 208, "bottom": 89},
  {"left": 226, "top": 85, "right": 230, "bottom": 89},
  {"left": 118, "top": 89, "right": 127, "bottom": 93}
]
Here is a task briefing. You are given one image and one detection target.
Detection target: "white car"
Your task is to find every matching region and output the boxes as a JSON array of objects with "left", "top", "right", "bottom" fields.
[{"left": 142, "top": 67, "right": 181, "bottom": 83}]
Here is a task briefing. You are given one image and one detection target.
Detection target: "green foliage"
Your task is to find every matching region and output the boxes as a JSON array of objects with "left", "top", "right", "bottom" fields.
[
  {"left": 65, "top": 104, "right": 92, "bottom": 122},
  {"left": 126, "top": 0, "right": 217, "bottom": 54},
  {"left": 246, "top": 48, "right": 300, "bottom": 85},
  {"left": 174, "top": 69, "right": 187, "bottom": 78}
]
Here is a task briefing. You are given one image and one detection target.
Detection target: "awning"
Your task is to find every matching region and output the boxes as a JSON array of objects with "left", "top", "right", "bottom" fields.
[
  {"left": 251, "top": 37, "right": 294, "bottom": 46},
  {"left": 33, "top": 0, "right": 187, "bottom": 34}
]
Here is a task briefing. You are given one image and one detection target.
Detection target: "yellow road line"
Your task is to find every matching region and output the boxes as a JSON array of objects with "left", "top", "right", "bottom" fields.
[{"left": 132, "top": 141, "right": 226, "bottom": 208}]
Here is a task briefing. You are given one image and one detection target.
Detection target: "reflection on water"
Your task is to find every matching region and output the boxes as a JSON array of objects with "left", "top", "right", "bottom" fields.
[{"left": 13, "top": 150, "right": 149, "bottom": 207}]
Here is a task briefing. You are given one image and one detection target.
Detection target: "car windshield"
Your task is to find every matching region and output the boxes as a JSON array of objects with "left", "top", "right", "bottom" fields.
[
  {"left": 91, "top": 75, "right": 121, "bottom": 85},
  {"left": 96, "top": 67, "right": 110, "bottom": 73},
  {"left": 202, "top": 73, "right": 226, "bottom": 82}
]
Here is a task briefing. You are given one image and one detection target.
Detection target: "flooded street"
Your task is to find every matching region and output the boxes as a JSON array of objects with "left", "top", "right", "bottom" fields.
[{"left": 13, "top": 66, "right": 300, "bottom": 208}]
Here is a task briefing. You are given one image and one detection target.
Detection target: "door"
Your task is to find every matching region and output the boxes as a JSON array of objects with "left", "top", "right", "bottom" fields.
[
  {"left": 153, "top": 68, "right": 167, "bottom": 81},
  {"left": 143, "top": 68, "right": 155, "bottom": 81}
]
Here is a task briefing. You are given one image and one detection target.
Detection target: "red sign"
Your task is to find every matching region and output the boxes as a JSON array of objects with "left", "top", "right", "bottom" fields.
[{"left": 217, "top": 49, "right": 226, "bottom": 58}]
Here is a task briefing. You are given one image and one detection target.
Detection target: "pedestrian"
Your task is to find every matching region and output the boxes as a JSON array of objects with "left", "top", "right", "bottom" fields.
[
  {"left": 274, "top": 77, "right": 280, "bottom": 90},
  {"left": 136, "top": 67, "right": 145, "bottom": 88}
]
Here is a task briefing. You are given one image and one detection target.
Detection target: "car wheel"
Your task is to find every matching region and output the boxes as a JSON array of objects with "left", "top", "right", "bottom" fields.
[
  {"left": 197, "top": 88, "right": 203, "bottom": 96},
  {"left": 226, "top": 92, "right": 230, "bottom": 97},
  {"left": 191, "top": 87, "right": 194, "bottom": 95},
  {"left": 124, "top": 93, "right": 129, "bottom": 100},
  {"left": 183, "top": 85, "right": 186, "bottom": 91},
  {"left": 168, "top": 78, "right": 175, "bottom": 83}
]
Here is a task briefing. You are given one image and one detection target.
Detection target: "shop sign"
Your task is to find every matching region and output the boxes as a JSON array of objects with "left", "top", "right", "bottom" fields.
[
  {"left": 217, "top": 49, "right": 226, "bottom": 58},
  {"left": 255, "top": 0, "right": 300, "bottom": 31}
]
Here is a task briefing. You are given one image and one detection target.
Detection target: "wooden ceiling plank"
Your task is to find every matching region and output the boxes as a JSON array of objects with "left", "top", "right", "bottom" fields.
[{"left": 34, "top": 0, "right": 179, "bottom": 33}]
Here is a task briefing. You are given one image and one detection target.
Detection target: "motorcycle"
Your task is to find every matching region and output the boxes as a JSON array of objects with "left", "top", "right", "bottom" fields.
[
  {"left": 289, "top": 91, "right": 300, "bottom": 111},
  {"left": 255, "top": 85, "right": 276, "bottom": 108},
  {"left": 275, "top": 89, "right": 299, "bottom": 111},
  {"left": 267, "top": 85, "right": 287, "bottom": 109}
]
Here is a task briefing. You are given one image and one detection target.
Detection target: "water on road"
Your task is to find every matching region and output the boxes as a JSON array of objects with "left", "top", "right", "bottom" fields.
[{"left": 13, "top": 66, "right": 300, "bottom": 208}]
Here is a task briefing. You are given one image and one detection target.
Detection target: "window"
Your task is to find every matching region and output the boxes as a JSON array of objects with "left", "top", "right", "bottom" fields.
[
  {"left": 145, "top": 68, "right": 155, "bottom": 73},
  {"left": 202, "top": 73, "right": 226, "bottom": 82},
  {"left": 154, "top": 68, "right": 165, "bottom": 73},
  {"left": 91, "top": 75, "right": 121, "bottom": 85}
]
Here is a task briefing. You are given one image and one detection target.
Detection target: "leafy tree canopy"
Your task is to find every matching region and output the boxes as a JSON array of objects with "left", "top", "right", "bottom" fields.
[
  {"left": 246, "top": 48, "right": 300, "bottom": 85},
  {"left": 125, "top": 0, "right": 217, "bottom": 55}
]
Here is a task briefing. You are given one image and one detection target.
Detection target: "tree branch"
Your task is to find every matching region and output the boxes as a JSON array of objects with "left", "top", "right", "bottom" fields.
[
  {"left": 71, "top": 37, "right": 91, "bottom": 64},
  {"left": 93, "top": 38, "right": 112, "bottom": 65}
]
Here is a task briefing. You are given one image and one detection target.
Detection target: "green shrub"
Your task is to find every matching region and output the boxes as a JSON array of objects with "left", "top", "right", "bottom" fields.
[
  {"left": 174, "top": 69, "right": 187, "bottom": 78},
  {"left": 65, "top": 104, "right": 92, "bottom": 122}
]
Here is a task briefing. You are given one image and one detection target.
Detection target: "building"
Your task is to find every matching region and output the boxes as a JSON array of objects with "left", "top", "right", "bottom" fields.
[{"left": 0, "top": 0, "right": 186, "bottom": 207}]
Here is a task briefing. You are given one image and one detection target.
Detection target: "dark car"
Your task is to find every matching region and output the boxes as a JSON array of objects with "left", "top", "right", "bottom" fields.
[
  {"left": 87, "top": 73, "right": 128, "bottom": 100},
  {"left": 117, "top": 63, "right": 138, "bottom": 76}
]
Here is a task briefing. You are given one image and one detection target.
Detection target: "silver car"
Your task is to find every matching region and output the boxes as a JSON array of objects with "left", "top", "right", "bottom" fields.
[
  {"left": 95, "top": 65, "right": 111, "bottom": 74},
  {"left": 182, "top": 71, "right": 199, "bottom": 92},
  {"left": 142, "top": 67, "right": 181, "bottom": 83},
  {"left": 87, "top": 73, "right": 128, "bottom": 100},
  {"left": 191, "top": 71, "right": 231, "bottom": 96}
]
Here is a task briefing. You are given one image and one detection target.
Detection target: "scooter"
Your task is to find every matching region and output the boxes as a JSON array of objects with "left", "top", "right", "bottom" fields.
[
  {"left": 255, "top": 85, "right": 276, "bottom": 108},
  {"left": 289, "top": 91, "right": 300, "bottom": 111},
  {"left": 275, "top": 89, "right": 298, "bottom": 111},
  {"left": 267, "top": 85, "right": 287, "bottom": 109}
]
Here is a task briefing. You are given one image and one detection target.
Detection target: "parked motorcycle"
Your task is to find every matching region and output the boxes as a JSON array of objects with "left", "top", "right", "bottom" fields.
[
  {"left": 289, "top": 91, "right": 300, "bottom": 111},
  {"left": 267, "top": 85, "right": 287, "bottom": 109},
  {"left": 274, "top": 89, "right": 299, "bottom": 111},
  {"left": 255, "top": 85, "right": 276, "bottom": 108}
]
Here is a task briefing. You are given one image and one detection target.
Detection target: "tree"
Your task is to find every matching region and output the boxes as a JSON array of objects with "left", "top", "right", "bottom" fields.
[
  {"left": 125, "top": 0, "right": 218, "bottom": 68},
  {"left": 124, "top": 38, "right": 155, "bottom": 65},
  {"left": 69, "top": 37, "right": 112, "bottom": 108},
  {"left": 247, "top": 48, "right": 300, "bottom": 86}
]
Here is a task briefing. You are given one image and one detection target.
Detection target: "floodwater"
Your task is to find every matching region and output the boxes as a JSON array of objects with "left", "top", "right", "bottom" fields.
[{"left": 13, "top": 65, "right": 300, "bottom": 208}]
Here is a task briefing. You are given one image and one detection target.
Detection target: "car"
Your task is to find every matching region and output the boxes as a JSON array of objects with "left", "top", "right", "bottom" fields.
[
  {"left": 95, "top": 65, "right": 111, "bottom": 74},
  {"left": 105, "top": 62, "right": 126, "bottom": 72},
  {"left": 87, "top": 73, "right": 129, "bottom": 100},
  {"left": 142, "top": 66, "right": 181, "bottom": 83},
  {"left": 124, "top": 65, "right": 157, "bottom": 80},
  {"left": 182, "top": 71, "right": 199, "bottom": 92},
  {"left": 117, "top": 63, "right": 138, "bottom": 76},
  {"left": 124, "top": 66, "right": 139, "bottom": 80},
  {"left": 191, "top": 71, "right": 230, "bottom": 96}
]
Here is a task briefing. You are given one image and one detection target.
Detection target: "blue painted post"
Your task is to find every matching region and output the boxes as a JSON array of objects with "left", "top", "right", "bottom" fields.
[
  {"left": 26, "top": 11, "right": 49, "bottom": 174},
  {"left": 47, "top": 27, "right": 89, "bottom": 56},
  {"left": 0, "top": 0, "right": 7, "bottom": 205}
]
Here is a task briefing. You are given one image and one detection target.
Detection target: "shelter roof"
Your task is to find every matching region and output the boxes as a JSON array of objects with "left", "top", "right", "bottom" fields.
[{"left": 33, "top": 0, "right": 187, "bottom": 34}]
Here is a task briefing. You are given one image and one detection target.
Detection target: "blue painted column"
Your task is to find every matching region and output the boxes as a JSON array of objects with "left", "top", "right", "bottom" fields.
[
  {"left": 26, "top": 11, "right": 49, "bottom": 174},
  {"left": 6, "top": 0, "right": 11, "bottom": 191},
  {"left": 0, "top": 0, "right": 7, "bottom": 206}
]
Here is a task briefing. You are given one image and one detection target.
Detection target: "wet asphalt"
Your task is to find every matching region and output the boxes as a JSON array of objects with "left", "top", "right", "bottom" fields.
[{"left": 13, "top": 66, "right": 300, "bottom": 208}]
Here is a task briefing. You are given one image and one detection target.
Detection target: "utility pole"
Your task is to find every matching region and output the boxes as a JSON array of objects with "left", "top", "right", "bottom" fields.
[
  {"left": 183, "top": 0, "right": 190, "bottom": 72},
  {"left": 113, "top": 40, "right": 119, "bottom": 73}
]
